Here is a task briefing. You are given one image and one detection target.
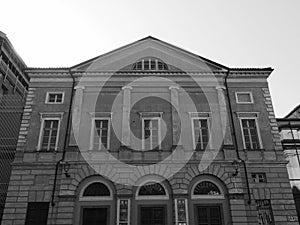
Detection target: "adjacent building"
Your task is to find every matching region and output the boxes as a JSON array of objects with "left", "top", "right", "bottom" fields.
[
  {"left": 277, "top": 104, "right": 300, "bottom": 221},
  {"left": 1, "top": 36, "right": 298, "bottom": 225},
  {"left": 0, "top": 31, "right": 29, "bottom": 222}
]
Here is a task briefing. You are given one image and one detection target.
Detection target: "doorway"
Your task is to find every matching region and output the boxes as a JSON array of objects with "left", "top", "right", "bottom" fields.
[
  {"left": 195, "top": 205, "right": 222, "bottom": 225},
  {"left": 82, "top": 207, "right": 108, "bottom": 225},
  {"left": 140, "top": 206, "right": 166, "bottom": 225}
]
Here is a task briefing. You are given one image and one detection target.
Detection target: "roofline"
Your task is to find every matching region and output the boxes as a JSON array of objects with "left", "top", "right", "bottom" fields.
[
  {"left": 70, "top": 36, "right": 229, "bottom": 71},
  {"left": 284, "top": 104, "right": 300, "bottom": 118},
  {"left": 0, "top": 31, "right": 27, "bottom": 68}
]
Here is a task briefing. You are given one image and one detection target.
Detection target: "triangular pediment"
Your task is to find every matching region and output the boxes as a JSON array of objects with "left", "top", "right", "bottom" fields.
[{"left": 71, "top": 36, "right": 227, "bottom": 73}]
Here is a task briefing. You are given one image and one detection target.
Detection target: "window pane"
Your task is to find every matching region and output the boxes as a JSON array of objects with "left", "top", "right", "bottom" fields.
[
  {"left": 41, "top": 120, "right": 59, "bottom": 151},
  {"left": 93, "top": 119, "right": 109, "bottom": 150},
  {"left": 194, "top": 119, "right": 209, "bottom": 150},
  {"left": 242, "top": 119, "right": 259, "bottom": 150},
  {"left": 237, "top": 93, "right": 252, "bottom": 103}
]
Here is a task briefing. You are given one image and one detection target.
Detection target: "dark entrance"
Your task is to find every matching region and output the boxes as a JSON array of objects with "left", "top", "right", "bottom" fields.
[
  {"left": 82, "top": 207, "right": 108, "bottom": 225},
  {"left": 140, "top": 206, "right": 166, "bottom": 225},
  {"left": 196, "top": 205, "right": 222, "bottom": 225}
]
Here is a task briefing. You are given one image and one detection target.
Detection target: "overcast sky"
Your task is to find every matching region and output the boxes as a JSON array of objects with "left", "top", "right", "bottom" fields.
[{"left": 1, "top": 0, "right": 299, "bottom": 117}]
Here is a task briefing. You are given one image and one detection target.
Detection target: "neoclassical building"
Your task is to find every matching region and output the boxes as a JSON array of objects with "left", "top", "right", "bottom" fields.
[{"left": 2, "top": 36, "right": 298, "bottom": 225}]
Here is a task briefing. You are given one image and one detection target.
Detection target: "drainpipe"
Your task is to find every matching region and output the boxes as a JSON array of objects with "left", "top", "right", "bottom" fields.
[
  {"left": 224, "top": 69, "right": 251, "bottom": 205},
  {"left": 51, "top": 69, "right": 75, "bottom": 207}
]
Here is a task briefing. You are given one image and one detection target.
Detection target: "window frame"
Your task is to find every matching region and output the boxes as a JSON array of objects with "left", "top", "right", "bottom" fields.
[
  {"left": 239, "top": 117, "right": 263, "bottom": 150},
  {"left": 251, "top": 173, "right": 267, "bottom": 183},
  {"left": 235, "top": 92, "right": 254, "bottom": 104},
  {"left": 79, "top": 180, "right": 113, "bottom": 201},
  {"left": 135, "top": 180, "right": 169, "bottom": 200},
  {"left": 37, "top": 117, "right": 61, "bottom": 151},
  {"left": 191, "top": 117, "right": 211, "bottom": 150},
  {"left": 142, "top": 117, "right": 162, "bottom": 151},
  {"left": 191, "top": 179, "right": 225, "bottom": 200},
  {"left": 90, "top": 117, "right": 111, "bottom": 150},
  {"left": 45, "top": 91, "right": 65, "bottom": 104}
]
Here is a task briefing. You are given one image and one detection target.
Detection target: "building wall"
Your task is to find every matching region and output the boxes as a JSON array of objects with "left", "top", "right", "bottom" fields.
[
  {"left": 1, "top": 38, "right": 298, "bottom": 225},
  {"left": 0, "top": 31, "right": 28, "bottom": 222}
]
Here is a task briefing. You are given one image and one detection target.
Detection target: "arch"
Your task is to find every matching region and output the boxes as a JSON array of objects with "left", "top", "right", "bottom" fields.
[
  {"left": 188, "top": 174, "right": 231, "bottom": 225},
  {"left": 77, "top": 176, "right": 115, "bottom": 201},
  {"left": 82, "top": 182, "right": 111, "bottom": 197},
  {"left": 191, "top": 180, "right": 224, "bottom": 199},
  {"left": 135, "top": 175, "right": 171, "bottom": 200}
]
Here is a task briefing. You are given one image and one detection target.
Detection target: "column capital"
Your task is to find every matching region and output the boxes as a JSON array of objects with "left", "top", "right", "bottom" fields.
[
  {"left": 169, "top": 86, "right": 180, "bottom": 90},
  {"left": 122, "top": 86, "right": 133, "bottom": 90},
  {"left": 74, "top": 85, "right": 85, "bottom": 90}
]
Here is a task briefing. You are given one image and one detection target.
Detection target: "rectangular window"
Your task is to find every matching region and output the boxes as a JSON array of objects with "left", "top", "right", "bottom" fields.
[
  {"left": 25, "top": 202, "right": 49, "bottom": 225},
  {"left": 192, "top": 118, "right": 209, "bottom": 150},
  {"left": 40, "top": 119, "right": 60, "bottom": 151},
  {"left": 91, "top": 118, "right": 110, "bottom": 150},
  {"left": 256, "top": 200, "right": 275, "bottom": 225},
  {"left": 251, "top": 173, "right": 267, "bottom": 183},
  {"left": 241, "top": 118, "right": 261, "bottom": 149},
  {"left": 46, "top": 92, "right": 64, "bottom": 103},
  {"left": 142, "top": 117, "right": 161, "bottom": 150},
  {"left": 235, "top": 92, "right": 253, "bottom": 104}
]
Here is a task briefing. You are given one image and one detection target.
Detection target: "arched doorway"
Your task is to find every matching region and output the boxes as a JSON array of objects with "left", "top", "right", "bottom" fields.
[
  {"left": 133, "top": 177, "right": 173, "bottom": 225},
  {"left": 74, "top": 177, "right": 116, "bottom": 225},
  {"left": 189, "top": 175, "right": 231, "bottom": 225}
]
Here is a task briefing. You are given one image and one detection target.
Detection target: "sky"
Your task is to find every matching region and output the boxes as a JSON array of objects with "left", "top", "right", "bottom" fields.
[{"left": 1, "top": 0, "right": 299, "bottom": 117}]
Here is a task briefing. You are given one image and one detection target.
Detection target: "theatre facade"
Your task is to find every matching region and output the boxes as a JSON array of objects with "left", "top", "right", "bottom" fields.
[{"left": 2, "top": 36, "right": 298, "bottom": 225}]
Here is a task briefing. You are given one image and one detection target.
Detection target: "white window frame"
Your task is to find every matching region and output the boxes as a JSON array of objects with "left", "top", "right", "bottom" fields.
[
  {"left": 90, "top": 117, "right": 111, "bottom": 150},
  {"left": 135, "top": 180, "right": 169, "bottom": 200},
  {"left": 235, "top": 92, "right": 254, "bottom": 104},
  {"left": 191, "top": 117, "right": 211, "bottom": 150},
  {"left": 79, "top": 180, "right": 113, "bottom": 201},
  {"left": 191, "top": 179, "right": 225, "bottom": 200},
  {"left": 45, "top": 92, "right": 65, "bottom": 104},
  {"left": 239, "top": 117, "right": 263, "bottom": 150},
  {"left": 142, "top": 117, "right": 161, "bottom": 150},
  {"left": 37, "top": 117, "right": 61, "bottom": 151}
]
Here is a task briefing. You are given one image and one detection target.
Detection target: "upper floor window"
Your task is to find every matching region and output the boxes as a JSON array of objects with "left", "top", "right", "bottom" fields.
[
  {"left": 235, "top": 92, "right": 253, "bottom": 104},
  {"left": 90, "top": 118, "right": 110, "bottom": 150},
  {"left": 132, "top": 58, "right": 168, "bottom": 71},
  {"left": 38, "top": 118, "right": 61, "bottom": 151},
  {"left": 46, "top": 92, "right": 64, "bottom": 104},
  {"left": 240, "top": 118, "right": 261, "bottom": 150},
  {"left": 192, "top": 118, "right": 210, "bottom": 150},
  {"left": 142, "top": 117, "right": 161, "bottom": 150}
]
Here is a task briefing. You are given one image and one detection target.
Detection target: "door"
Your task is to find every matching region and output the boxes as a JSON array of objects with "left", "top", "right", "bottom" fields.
[
  {"left": 140, "top": 206, "right": 166, "bottom": 225},
  {"left": 82, "top": 207, "right": 108, "bottom": 225},
  {"left": 196, "top": 205, "right": 222, "bottom": 225}
]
